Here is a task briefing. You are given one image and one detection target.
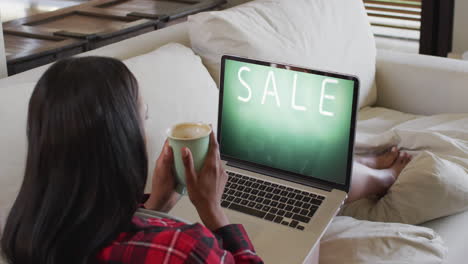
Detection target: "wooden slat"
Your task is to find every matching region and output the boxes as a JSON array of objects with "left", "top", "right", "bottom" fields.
[
  {"left": 371, "top": 22, "right": 420, "bottom": 31},
  {"left": 79, "top": 7, "right": 141, "bottom": 21},
  {"left": 364, "top": 5, "right": 421, "bottom": 15},
  {"left": 96, "top": 0, "right": 226, "bottom": 22},
  {"left": 364, "top": 0, "right": 421, "bottom": 8},
  {"left": 364, "top": 0, "right": 422, "bottom": 40},
  {"left": 96, "top": 0, "right": 189, "bottom": 13},
  {"left": 4, "top": 30, "right": 86, "bottom": 62},
  {"left": 364, "top": 0, "right": 422, "bottom": 4},
  {"left": 3, "top": 0, "right": 116, "bottom": 27},
  {"left": 3, "top": 25, "right": 63, "bottom": 38},
  {"left": 165, "top": 0, "right": 227, "bottom": 20},
  {"left": 367, "top": 12, "right": 420, "bottom": 21}
]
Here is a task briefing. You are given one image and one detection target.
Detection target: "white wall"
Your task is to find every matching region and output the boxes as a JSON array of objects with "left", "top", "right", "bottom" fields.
[
  {"left": 0, "top": 13, "right": 7, "bottom": 78},
  {"left": 453, "top": 0, "right": 468, "bottom": 54}
]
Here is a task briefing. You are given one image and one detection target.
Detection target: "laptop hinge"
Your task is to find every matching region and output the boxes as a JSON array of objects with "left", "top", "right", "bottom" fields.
[{"left": 226, "top": 161, "right": 333, "bottom": 192}]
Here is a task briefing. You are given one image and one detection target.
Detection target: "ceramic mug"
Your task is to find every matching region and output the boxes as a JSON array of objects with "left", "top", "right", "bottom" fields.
[{"left": 167, "top": 122, "right": 211, "bottom": 194}]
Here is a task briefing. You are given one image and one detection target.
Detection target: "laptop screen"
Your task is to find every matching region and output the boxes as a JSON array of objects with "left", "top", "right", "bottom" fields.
[{"left": 219, "top": 56, "right": 358, "bottom": 189}]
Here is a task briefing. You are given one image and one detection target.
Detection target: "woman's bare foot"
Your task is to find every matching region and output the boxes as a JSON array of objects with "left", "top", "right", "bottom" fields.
[
  {"left": 385, "top": 152, "right": 412, "bottom": 179},
  {"left": 355, "top": 146, "right": 399, "bottom": 169},
  {"left": 347, "top": 152, "right": 413, "bottom": 203},
  {"left": 373, "top": 152, "right": 412, "bottom": 196}
]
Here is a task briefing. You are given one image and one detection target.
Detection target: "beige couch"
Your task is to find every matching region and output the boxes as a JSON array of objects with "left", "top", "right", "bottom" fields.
[{"left": 1, "top": 4, "right": 468, "bottom": 264}]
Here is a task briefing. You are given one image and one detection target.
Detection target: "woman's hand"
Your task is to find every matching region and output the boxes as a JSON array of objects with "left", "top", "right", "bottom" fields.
[
  {"left": 182, "top": 131, "right": 229, "bottom": 231},
  {"left": 144, "top": 140, "right": 180, "bottom": 213}
]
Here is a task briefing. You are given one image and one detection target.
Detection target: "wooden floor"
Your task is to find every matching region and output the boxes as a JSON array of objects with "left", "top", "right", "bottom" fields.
[{"left": 0, "top": 0, "right": 88, "bottom": 22}]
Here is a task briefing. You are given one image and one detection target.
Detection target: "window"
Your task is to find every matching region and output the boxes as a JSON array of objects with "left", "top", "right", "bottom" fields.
[{"left": 364, "top": 0, "right": 455, "bottom": 57}]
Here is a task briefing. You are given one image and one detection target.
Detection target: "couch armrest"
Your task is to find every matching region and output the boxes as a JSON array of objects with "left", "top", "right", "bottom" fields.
[{"left": 375, "top": 49, "right": 468, "bottom": 115}]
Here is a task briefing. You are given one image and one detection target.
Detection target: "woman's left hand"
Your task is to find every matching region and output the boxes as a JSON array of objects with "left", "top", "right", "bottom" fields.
[{"left": 144, "top": 140, "right": 180, "bottom": 212}]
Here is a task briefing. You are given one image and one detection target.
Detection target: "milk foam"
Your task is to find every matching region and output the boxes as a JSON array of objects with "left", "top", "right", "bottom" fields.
[{"left": 170, "top": 123, "right": 211, "bottom": 139}]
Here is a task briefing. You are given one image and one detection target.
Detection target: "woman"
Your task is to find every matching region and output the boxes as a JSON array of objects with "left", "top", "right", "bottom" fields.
[{"left": 1, "top": 57, "right": 263, "bottom": 264}]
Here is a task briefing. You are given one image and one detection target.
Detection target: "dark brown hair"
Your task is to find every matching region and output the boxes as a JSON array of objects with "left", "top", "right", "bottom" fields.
[{"left": 1, "top": 57, "right": 148, "bottom": 264}]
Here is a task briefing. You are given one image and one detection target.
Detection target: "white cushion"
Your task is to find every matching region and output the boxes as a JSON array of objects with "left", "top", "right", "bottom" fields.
[
  {"left": 123, "top": 43, "right": 219, "bottom": 191},
  {"left": 321, "top": 216, "right": 447, "bottom": 264},
  {"left": 188, "top": 0, "right": 377, "bottom": 109},
  {"left": 0, "top": 83, "right": 35, "bottom": 231}
]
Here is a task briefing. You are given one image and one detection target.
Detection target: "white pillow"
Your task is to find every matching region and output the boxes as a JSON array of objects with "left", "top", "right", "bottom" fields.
[
  {"left": 188, "top": 0, "right": 377, "bottom": 109},
  {"left": 341, "top": 151, "right": 468, "bottom": 225},
  {"left": 0, "top": 82, "right": 35, "bottom": 231},
  {"left": 123, "top": 43, "right": 219, "bottom": 191},
  {"left": 321, "top": 216, "right": 447, "bottom": 264}
]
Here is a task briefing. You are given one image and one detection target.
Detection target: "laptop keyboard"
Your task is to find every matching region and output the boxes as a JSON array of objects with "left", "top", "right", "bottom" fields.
[{"left": 221, "top": 171, "right": 325, "bottom": 231}]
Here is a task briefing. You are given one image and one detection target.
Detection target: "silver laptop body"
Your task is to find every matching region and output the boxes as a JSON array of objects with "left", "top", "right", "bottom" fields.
[{"left": 172, "top": 55, "right": 359, "bottom": 263}]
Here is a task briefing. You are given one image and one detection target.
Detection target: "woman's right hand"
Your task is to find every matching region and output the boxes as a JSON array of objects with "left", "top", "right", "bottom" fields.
[{"left": 182, "top": 131, "right": 230, "bottom": 231}]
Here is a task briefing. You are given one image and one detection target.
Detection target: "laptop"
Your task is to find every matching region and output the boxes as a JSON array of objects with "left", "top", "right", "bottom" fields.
[
  {"left": 170, "top": 55, "right": 359, "bottom": 263},
  {"left": 217, "top": 55, "right": 359, "bottom": 263}
]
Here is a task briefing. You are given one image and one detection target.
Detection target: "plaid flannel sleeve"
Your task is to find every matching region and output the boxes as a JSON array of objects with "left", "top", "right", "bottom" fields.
[
  {"left": 175, "top": 222, "right": 263, "bottom": 264},
  {"left": 212, "top": 224, "right": 264, "bottom": 264}
]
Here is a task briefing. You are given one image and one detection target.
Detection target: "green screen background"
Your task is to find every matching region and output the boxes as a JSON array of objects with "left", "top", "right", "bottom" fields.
[{"left": 220, "top": 59, "right": 355, "bottom": 185}]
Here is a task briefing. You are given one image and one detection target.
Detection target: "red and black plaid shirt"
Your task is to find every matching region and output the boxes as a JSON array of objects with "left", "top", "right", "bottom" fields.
[{"left": 97, "top": 215, "right": 264, "bottom": 263}]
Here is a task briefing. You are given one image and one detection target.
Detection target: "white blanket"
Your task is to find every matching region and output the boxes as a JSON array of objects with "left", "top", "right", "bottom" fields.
[
  {"left": 321, "top": 107, "right": 468, "bottom": 264},
  {"left": 355, "top": 107, "right": 468, "bottom": 155},
  {"left": 343, "top": 107, "right": 468, "bottom": 225}
]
